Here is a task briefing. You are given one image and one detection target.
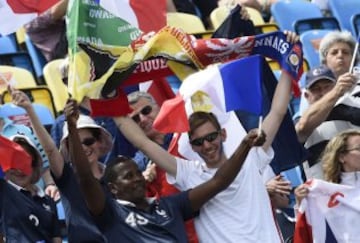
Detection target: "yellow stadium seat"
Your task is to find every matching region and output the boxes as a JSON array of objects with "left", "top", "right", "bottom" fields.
[
  {"left": 0, "top": 65, "right": 37, "bottom": 94},
  {"left": 254, "top": 23, "right": 279, "bottom": 34},
  {"left": 2, "top": 86, "right": 57, "bottom": 117},
  {"left": 210, "top": 6, "right": 265, "bottom": 29},
  {"left": 43, "top": 59, "right": 69, "bottom": 114},
  {"left": 167, "top": 12, "right": 206, "bottom": 34}
]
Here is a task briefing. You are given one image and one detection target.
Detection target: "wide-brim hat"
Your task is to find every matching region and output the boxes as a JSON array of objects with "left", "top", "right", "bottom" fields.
[{"left": 60, "top": 115, "right": 113, "bottom": 161}]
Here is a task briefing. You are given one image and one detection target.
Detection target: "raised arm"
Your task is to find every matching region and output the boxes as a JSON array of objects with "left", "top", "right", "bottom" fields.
[
  {"left": 65, "top": 99, "right": 105, "bottom": 216},
  {"left": 188, "top": 129, "right": 265, "bottom": 211},
  {"left": 296, "top": 72, "right": 356, "bottom": 143},
  {"left": 113, "top": 116, "right": 177, "bottom": 176},
  {"left": 262, "top": 31, "right": 299, "bottom": 151},
  {"left": 10, "top": 88, "right": 64, "bottom": 179}
]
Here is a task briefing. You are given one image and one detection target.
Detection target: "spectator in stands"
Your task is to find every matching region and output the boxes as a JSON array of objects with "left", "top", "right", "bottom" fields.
[
  {"left": 319, "top": 31, "right": 357, "bottom": 79},
  {"left": 0, "top": 133, "right": 62, "bottom": 242},
  {"left": 127, "top": 90, "right": 198, "bottom": 242},
  {"left": 64, "top": 98, "right": 266, "bottom": 242},
  {"left": 51, "top": 59, "right": 137, "bottom": 163},
  {"left": 113, "top": 30, "right": 297, "bottom": 242},
  {"left": 25, "top": 0, "right": 68, "bottom": 61},
  {"left": 0, "top": 106, "right": 58, "bottom": 199},
  {"left": 11, "top": 89, "right": 107, "bottom": 242},
  {"left": 295, "top": 129, "right": 360, "bottom": 207},
  {"left": 296, "top": 65, "right": 357, "bottom": 179}
]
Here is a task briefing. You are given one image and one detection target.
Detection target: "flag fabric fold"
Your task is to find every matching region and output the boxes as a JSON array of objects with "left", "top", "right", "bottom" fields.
[
  {"left": 0, "top": 135, "right": 32, "bottom": 175},
  {"left": 294, "top": 179, "right": 360, "bottom": 243}
]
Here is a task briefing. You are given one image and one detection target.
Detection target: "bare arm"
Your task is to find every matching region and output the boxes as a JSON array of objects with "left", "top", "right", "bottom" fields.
[
  {"left": 65, "top": 99, "right": 106, "bottom": 216},
  {"left": 113, "top": 116, "right": 177, "bottom": 176},
  {"left": 262, "top": 31, "right": 299, "bottom": 151},
  {"left": 52, "top": 237, "right": 62, "bottom": 243},
  {"left": 188, "top": 129, "right": 265, "bottom": 211},
  {"left": 10, "top": 88, "right": 64, "bottom": 179},
  {"left": 50, "top": 0, "right": 69, "bottom": 20},
  {"left": 296, "top": 72, "right": 356, "bottom": 143}
]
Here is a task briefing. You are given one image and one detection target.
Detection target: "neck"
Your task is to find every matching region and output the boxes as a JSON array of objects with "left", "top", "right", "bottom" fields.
[{"left": 149, "top": 132, "right": 166, "bottom": 145}]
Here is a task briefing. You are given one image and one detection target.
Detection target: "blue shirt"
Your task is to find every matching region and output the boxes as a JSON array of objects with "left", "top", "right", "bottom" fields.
[
  {"left": 0, "top": 180, "right": 61, "bottom": 242},
  {"left": 51, "top": 107, "right": 137, "bottom": 164},
  {"left": 95, "top": 190, "right": 196, "bottom": 242},
  {"left": 53, "top": 163, "right": 106, "bottom": 243}
]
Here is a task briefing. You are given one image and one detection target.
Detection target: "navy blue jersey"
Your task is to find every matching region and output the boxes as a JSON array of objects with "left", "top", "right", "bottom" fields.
[
  {"left": 54, "top": 163, "right": 106, "bottom": 242},
  {"left": 0, "top": 180, "right": 61, "bottom": 242},
  {"left": 96, "top": 190, "right": 196, "bottom": 242}
]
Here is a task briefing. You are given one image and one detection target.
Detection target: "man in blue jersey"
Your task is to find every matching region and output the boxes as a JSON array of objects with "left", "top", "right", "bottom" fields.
[{"left": 64, "top": 99, "right": 265, "bottom": 242}]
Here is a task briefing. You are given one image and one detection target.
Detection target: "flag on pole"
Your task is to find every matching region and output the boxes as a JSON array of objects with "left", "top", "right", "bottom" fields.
[
  {"left": 0, "top": 0, "right": 59, "bottom": 36},
  {"left": 154, "top": 55, "right": 307, "bottom": 173}
]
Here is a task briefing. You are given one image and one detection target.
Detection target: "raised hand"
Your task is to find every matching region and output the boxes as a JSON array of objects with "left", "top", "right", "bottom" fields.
[
  {"left": 283, "top": 30, "right": 300, "bottom": 44},
  {"left": 9, "top": 86, "right": 32, "bottom": 110},
  {"left": 64, "top": 99, "right": 80, "bottom": 127},
  {"left": 242, "top": 128, "right": 266, "bottom": 147}
]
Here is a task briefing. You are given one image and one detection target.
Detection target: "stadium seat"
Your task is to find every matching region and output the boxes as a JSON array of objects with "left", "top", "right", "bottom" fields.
[
  {"left": 270, "top": 0, "right": 323, "bottom": 32},
  {"left": 294, "top": 17, "right": 340, "bottom": 35},
  {"left": 328, "top": 0, "right": 360, "bottom": 36},
  {"left": 300, "top": 29, "right": 332, "bottom": 68},
  {"left": 167, "top": 12, "right": 206, "bottom": 34},
  {"left": 0, "top": 103, "right": 54, "bottom": 130},
  {"left": 210, "top": 5, "right": 265, "bottom": 29},
  {"left": 351, "top": 13, "right": 360, "bottom": 37},
  {"left": 0, "top": 35, "right": 18, "bottom": 54},
  {"left": 24, "top": 35, "right": 47, "bottom": 82},
  {"left": 0, "top": 65, "right": 37, "bottom": 94},
  {"left": 0, "top": 52, "right": 37, "bottom": 81},
  {"left": 43, "top": 59, "right": 69, "bottom": 114},
  {"left": 254, "top": 23, "right": 279, "bottom": 34},
  {"left": 2, "top": 86, "right": 57, "bottom": 117}
]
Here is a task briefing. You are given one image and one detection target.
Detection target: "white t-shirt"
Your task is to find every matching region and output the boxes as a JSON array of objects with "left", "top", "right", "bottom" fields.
[{"left": 167, "top": 147, "right": 283, "bottom": 243}]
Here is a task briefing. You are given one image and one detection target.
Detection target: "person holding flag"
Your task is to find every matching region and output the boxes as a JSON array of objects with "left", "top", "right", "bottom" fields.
[{"left": 111, "top": 31, "right": 299, "bottom": 242}]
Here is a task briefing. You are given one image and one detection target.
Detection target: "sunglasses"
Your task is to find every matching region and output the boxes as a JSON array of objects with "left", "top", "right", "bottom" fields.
[
  {"left": 190, "top": 131, "right": 220, "bottom": 146},
  {"left": 131, "top": 105, "right": 153, "bottom": 123},
  {"left": 81, "top": 137, "right": 97, "bottom": 146}
]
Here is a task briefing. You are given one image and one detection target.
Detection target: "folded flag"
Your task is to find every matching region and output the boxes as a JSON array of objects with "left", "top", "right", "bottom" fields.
[
  {"left": 0, "top": 135, "right": 32, "bottom": 175},
  {"left": 294, "top": 179, "right": 360, "bottom": 243},
  {"left": 154, "top": 55, "right": 307, "bottom": 173},
  {"left": 0, "top": 0, "right": 58, "bottom": 36}
]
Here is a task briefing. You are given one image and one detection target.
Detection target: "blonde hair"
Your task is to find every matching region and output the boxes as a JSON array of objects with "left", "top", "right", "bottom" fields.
[{"left": 322, "top": 129, "right": 360, "bottom": 183}]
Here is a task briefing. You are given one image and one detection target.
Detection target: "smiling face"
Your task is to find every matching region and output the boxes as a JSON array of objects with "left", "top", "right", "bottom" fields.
[
  {"left": 107, "top": 160, "right": 146, "bottom": 203},
  {"left": 77, "top": 128, "right": 102, "bottom": 164},
  {"left": 190, "top": 121, "right": 227, "bottom": 168}
]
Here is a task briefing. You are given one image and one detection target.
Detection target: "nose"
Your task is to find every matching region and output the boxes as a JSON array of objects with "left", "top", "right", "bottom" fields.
[{"left": 202, "top": 139, "right": 212, "bottom": 149}]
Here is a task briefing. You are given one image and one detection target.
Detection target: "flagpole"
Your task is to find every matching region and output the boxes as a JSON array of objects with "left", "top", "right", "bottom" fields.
[
  {"left": 349, "top": 35, "right": 359, "bottom": 73},
  {"left": 258, "top": 115, "right": 263, "bottom": 136}
]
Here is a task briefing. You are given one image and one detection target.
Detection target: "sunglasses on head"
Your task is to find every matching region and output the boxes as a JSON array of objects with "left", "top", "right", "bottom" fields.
[
  {"left": 81, "top": 137, "right": 97, "bottom": 146},
  {"left": 131, "top": 105, "right": 153, "bottom": 123},
  {"left": 190, "top": 131, "right": 220, "bottom": 146}
]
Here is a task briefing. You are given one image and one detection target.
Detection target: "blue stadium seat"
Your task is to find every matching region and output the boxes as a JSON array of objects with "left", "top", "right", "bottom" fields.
[
  {"left": 294, "top": 17, "right": 340, "bottom": 35},
  {"left": 0, "top": 52, "right": 37, "bottom": 81},
  {"left": 0, "top": 35, "right": 18, "bottom": 54},
  {"left": 351, "top": 13, "right": 360, "bottom": 37},
  {"left": 300, "top": 29, "right": 332, "bottom": 68},
  {"left": 25, "top": 36, "right": 47, "bottom": 80},
  {"left": 328, "top": 0, "right": 360, "bottom": 36},
  {"left": 270, "top": 0, "right": 322, "bottom": 32}
]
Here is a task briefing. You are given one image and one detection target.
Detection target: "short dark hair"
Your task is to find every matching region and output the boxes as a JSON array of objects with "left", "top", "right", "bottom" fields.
[
  {"left": 102, "top": 156, "right": 134, "bottom": 183},
  {"left": 188, "top": 112, "right": 221, "bottom": 138}
]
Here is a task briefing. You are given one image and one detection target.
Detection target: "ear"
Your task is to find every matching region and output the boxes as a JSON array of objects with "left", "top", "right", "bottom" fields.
[
  {"left": 220, "top": 128, "right": 227, "bottom": 142},
  {"left": 339, "top": 154, "right": 346, "bottom": 164},
  {"left": 108, "top": 182, "right": 118, "bottom": 196},
  {"left": 304, "top": 90, "right": 310, "bottom": 100}
]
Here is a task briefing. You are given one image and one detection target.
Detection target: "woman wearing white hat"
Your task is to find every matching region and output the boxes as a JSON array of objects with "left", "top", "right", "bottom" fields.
[{"left": 10, "top": 89, "right": 109, "bottom": 242}]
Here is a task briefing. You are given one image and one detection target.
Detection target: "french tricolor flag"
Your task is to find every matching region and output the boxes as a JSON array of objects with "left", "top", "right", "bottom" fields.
[
  {"left": 0, "top": 0, "right": 59, "bottom": 36},
  {"left": 94, "top": 0, "right": 166, "bottom": 33}
]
